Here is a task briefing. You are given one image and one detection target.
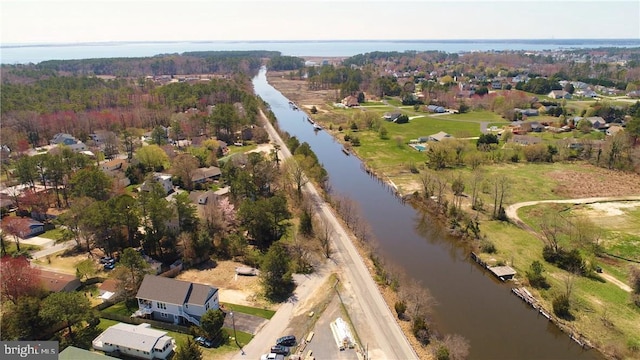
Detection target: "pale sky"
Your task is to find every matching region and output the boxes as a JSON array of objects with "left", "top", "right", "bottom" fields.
[{"left": 1, "top": 0, "right": 639, "bottom": 44}]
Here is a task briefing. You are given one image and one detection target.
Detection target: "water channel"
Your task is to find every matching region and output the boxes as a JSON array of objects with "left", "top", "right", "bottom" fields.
[{"left": 253, "top": 68, "right": 603, "bottom": 360}]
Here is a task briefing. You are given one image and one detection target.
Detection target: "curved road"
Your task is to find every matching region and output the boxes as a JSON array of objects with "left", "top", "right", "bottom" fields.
[
  {"left": 249, "top": 110, "right": 417, "bottom": 359},
  {"left": 505, "top": 195, "right": 640, "bottom": 292}
]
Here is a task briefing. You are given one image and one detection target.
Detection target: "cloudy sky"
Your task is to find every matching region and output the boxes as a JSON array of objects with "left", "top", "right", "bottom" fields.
[{"left": 1, "top": 0, "right": 639, "bottom": 44}]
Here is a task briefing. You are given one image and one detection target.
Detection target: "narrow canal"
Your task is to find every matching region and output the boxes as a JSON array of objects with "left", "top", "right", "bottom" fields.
[{"left": 253, "top": 68, "right": 602, "bottom": 360}]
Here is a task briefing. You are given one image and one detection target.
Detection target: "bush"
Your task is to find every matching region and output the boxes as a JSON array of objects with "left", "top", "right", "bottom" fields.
[
  {"left": 435, "top": 345, "right": 450, "bottom": 360},
  {"left": 526, "top": 260, "right": 549, "bottom": 289},
  {"left": 542, "top": 246, "right": 586, "bottom": 275},
  {"left": 412, "top": 317, "right": 430, "bottom": 345},
  {"left": 552, "top": 294, "right": 571, "bottom": 319},
  {"left": 394, "top": 301, "right": 407, "bottom": 319},
  {"left": 395, "top": 114, "right": 409, "bottom": 124},
  {"left": 480, "top": 240, "right": 496, "bottom": 254}
]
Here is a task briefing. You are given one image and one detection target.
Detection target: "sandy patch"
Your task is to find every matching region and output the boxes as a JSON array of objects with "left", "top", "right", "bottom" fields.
[
  {"left": 246, "top": 143, "right": 274, "bottom": 155},
  {"left": 585, "top": 201, "right": 640, "bottom": 216},
  {"left": 176, "top": 260, "right": 276, "bottom": 310}
]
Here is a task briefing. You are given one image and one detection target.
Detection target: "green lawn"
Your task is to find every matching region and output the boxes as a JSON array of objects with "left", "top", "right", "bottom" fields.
[
  {"left": 479, "top": 219, "right": 640, "bottom": 357},
  {"left": 220, "top": 303, "right": 276, "bottom": 320},
  {"left": 436, "top": 110, "right": 507, "bottom": 123},
  {"left": 3, "top": 241, "right": 41, "bottom": 254},
  {"left": 102, "top": 302, "right": 135, "bottom": 317},
  {"left": 41, "top": 228, "right": 65, "bottom": 241}
]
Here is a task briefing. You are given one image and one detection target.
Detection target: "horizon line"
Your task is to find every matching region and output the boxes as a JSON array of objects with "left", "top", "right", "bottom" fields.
[{"left": 3, "top": 38, "right": 640, "bottom": 48}]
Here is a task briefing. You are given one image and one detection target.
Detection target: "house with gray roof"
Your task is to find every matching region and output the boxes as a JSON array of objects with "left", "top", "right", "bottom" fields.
[
  {"left": 191, "top": 166, "right": 221, "bottom": 184},
  {"left": 134, "top": 275, "right": 219, "bottom": 326},
  {"left": 50, "top": 133, "right": 79, "bottom": 146},
  {"left": 92, "top": 323, "right": 175, "bottom": 360},
  {"left": 60, "top": 346, "right": 117, "bottom": 360}
]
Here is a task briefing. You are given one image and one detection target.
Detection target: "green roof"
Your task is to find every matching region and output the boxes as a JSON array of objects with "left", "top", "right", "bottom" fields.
[{"left": 59, "top": 346, "right": 116, "bottom": 360}]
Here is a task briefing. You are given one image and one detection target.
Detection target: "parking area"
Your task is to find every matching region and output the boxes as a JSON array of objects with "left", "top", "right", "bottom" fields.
[{"left": 293, "top": 295, "right": 359, "bottom": 360}]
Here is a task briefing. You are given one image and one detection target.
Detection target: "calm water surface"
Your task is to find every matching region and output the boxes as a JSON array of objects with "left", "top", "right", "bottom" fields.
[
  {"left": 253, "top": 68, "right": 603, "bottom": 360},
  {"left": 3, "top": 39, "right": 640, "bottom": 64}
]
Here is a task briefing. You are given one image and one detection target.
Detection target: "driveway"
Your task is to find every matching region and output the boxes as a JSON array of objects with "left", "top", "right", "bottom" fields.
[{"left": 224, "top": 312, "right": 268, "bottom": 335}]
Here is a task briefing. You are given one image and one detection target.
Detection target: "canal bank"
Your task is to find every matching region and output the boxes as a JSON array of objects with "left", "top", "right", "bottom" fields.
[{"left": 254, "top": 67, "right": 603, "bottom": 360}]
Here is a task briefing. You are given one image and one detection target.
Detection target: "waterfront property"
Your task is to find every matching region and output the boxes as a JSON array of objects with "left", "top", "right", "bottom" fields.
[
  {"left": 488, "top": 265, "right": 517, "bottom": 281},
  {"left": 134, "top": 275, "right": 219, "bottom": 326},
  {"left": 92, "top": 323, "right": 175, "bottom": 360}
]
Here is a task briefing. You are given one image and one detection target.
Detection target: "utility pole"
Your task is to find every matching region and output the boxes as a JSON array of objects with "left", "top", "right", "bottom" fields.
[{"left": 230, "top": 312, "right": 244, "bottom": 355}]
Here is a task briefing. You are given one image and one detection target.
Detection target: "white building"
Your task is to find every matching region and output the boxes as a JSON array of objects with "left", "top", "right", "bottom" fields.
[
  {"left": 92, "top": 323, "right": 175, "bottom": 360},
  {"left": 134, "top": 275, "right": 219, "bottom": 326},
  {"left": 139, "top": 173, "right": 173, "bottom": 194}
]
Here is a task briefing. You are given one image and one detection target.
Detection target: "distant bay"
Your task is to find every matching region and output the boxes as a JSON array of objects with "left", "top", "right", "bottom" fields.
[{"left": 2, "top": 39, "right": 640, "bottom": 64}]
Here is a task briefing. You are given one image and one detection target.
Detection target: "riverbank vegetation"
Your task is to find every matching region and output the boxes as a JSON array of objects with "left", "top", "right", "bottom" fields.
[{"left": 266, "top": 47, "right": 640, "bottom": 359}]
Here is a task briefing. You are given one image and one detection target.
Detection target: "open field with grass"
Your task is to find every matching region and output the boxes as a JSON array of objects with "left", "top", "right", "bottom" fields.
[
  {"left": 220, "top": 302, "right": 275, "bottom": 320},
  {"left": 479, "top": 215, "right": 640, "bottom": 359},
  {"left": 510, "top": 201, "right": 640, "bottom": 356}
]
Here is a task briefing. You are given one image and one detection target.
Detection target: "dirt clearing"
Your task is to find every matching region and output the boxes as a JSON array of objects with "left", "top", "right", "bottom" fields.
[
  {"left": 176, "top": 260, "right": 276, "bottom": 310},
  {"left": 548, "top": 167, "right": 640, "bottom": 198}
]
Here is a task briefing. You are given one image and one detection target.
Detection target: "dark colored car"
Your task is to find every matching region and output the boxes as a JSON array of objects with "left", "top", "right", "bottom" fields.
[
  {"left": 194, "top": 336, "right": 213, "bottom": 348},
  {"left": 270, "top": 345, "right": 289, "bottom": 355},
  {"left": 103, "top": 263, "right": 115, "bottom": 271},
  {"left": 275, "top": 335, "right": 296, "bottom": 347}
]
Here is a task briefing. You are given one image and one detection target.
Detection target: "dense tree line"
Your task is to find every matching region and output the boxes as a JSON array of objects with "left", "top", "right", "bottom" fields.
[
  {"left": 5, "top": 50, "right": 278, "bottom": 77},
  {"left": 1, "top": 73, "right": 261, "bottom": 150},
  {"left": 268, "top": 55, "right": 305, "bottom": 71},
  {"left": 515, "top": 77, "right": 562, "bottom": 94}
]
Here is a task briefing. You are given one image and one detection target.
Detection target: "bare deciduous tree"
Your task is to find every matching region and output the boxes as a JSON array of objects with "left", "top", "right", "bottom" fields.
[
  {"left": 316, "top": 220, "right": 333, "bottom": 259},
  {"left": 540, "top": 212, "right": 565, "bottom": 253},
  {"left": 443, "top": 334, "right": 471, "bottom": 360},
  {"left": 284, "top": 157, "right": 307, "bottom": 199},
  {"left": 491, "top": 175, "right": 510, "bottom": 219}
]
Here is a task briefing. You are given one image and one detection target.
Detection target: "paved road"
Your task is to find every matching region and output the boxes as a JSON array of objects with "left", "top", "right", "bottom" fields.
[
  {"left": 30, "top": 240, "right": 76, "bottom": 259},
  {"left": 254, "top": 109, "right": 417, "bottom": 359}
]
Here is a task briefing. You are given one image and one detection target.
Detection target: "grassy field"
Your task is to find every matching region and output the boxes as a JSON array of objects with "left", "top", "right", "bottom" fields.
[
  {"left": 435, "top": 110, "right": 507, "bottom": 123},
  {"left": 491, "top": 200, "right": 640, "bottom": 357},
  {"left": 479, "top": 216, "right": 640, "bottom": 358}
]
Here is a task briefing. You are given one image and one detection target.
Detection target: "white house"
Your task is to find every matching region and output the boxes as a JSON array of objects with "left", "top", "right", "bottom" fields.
[
  {"left": 140, "top": 173, "right": 173, "bottom": 194},
  {"left": 92, "top": 323, "right": 175, "bottom": 360},
  {"left": 134, "top": 275, "right": 219, "bottom": 326},
  {"left": 548, "top": 90, "right": 572, "bottom": 99}
]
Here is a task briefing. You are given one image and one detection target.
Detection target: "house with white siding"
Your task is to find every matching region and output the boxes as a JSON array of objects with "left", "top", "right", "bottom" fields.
[
  {"left": 133, "top": 275, "right": 219, "bottom": 326},
  {"left": 92, "top": 323, "right": 175, "bottom": 360}
]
